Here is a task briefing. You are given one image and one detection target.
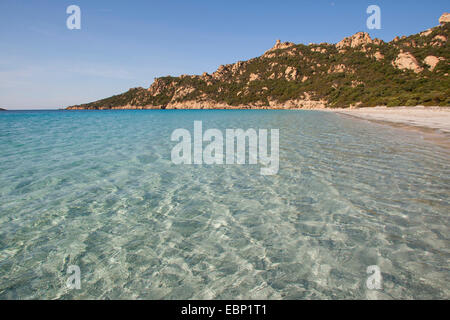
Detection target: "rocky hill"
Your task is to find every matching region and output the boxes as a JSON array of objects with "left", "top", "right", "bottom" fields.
[{"left": 67, "top": 13, "right": 450, "bottom": 110}]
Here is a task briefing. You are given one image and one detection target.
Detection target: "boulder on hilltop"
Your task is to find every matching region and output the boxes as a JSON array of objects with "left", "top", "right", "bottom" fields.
[
  {"left": 336, "top": 32, "right": 383, "bottom": 49},
  {"left": 439, "top": 13, "right": 450, "bottom": 24}
]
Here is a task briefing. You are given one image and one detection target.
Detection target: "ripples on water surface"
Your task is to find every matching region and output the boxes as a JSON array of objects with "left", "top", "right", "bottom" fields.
[{"left": 0, "top": 110, "right": 449, "bottom": 299}]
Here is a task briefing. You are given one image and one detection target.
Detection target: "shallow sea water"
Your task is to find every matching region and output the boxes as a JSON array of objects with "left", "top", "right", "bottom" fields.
[{"left": 0, "top": 110, "right": 449, "bottom": 299}]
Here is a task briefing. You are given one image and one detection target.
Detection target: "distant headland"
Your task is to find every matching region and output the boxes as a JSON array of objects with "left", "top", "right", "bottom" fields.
[{"left": 67, "top": 13, "right": 450, "bottom": 110}]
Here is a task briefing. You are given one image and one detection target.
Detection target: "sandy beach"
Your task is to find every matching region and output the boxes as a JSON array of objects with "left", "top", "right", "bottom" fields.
[
  {"left": 332, "top": 106, "right": 450, "bottom": 133},
  {"left": 330, "top": 106, "right": 450, "bottom": 148}
]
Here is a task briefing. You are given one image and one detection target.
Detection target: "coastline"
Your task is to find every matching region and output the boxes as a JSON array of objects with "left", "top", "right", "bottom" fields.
[{"left": 329, "top": 106, "right": 450, "bottom": 148}]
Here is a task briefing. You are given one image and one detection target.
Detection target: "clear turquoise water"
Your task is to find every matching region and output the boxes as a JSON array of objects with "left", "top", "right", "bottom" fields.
[{"left": 0, "top": 110, "right": 449, "bottom": 300}]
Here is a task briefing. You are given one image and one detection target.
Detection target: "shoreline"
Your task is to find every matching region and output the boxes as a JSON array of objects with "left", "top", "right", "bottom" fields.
[{"left": 329, "top": 106, "right": 450, "bottom": 148}]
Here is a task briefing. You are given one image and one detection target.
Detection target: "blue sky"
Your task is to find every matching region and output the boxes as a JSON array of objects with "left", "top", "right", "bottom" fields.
[{"left": 0, "top": 0, "right": 448, "bottom": 109}]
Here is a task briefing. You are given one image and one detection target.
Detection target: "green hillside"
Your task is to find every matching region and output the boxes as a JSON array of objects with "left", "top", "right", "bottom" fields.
[{"left": 67, "top": 19, "right": 450, "bottom": 110}]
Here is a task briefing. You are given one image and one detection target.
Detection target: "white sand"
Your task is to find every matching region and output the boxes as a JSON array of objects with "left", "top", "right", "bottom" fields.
[{"left": 332, "top": 106, "right": 450, "bottom": 134}]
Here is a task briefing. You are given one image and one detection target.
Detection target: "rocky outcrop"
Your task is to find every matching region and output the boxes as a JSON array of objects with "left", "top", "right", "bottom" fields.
[
  {"left": 263, "top": 40, "right": 297, "bottom": 58},
  {"left": 420, "top": 28, "right": 434, "bottom": 37},
  {"left": 336, "top": 32, "right": 382, "bottom": 49},
  {"left": 171, "top": 86, "right": 196, "bottom": 101},
  {"left": 439, "top": 13, "right": 450, "bottom": 25},
  {"left": 249, "top": 73, "right": 261, "bottom": 81},
  {"left": 311, "top": 47, "right": 327, "bottom": 53},
  {"left": 165, "top": 100, "right": 326, "bottom": 110},
  {"left": 166, "top": 100, "right": 230, "bottom": 109},
  {"left": 392, "top": 52, "right": 423, "bottom": 73},
  {"left": 212, "top": 65, "right": 230, "bottom": 81},
  {"left": 373, "top": 51, "right": 385, "bottom": 61},
  {"left": 269, "top": 40, "right": 295, "bottom": 51},
  {"left": 328, "top": 64, "right": 353, "bottom": 74},
  {"left": 148, "top": 79, "right": 176, "bottom": 95},
  {"left": 431, "top": 34, "right": 448, "bottom": 47},
  {"left": 210, "top": 61, "right": 249, "bottom": 82},
  {"left": 267, "top": 94, "right": 327, "bottom": 109},
  {"left": 423, "top": 56, "right": 445, "bottom": 71},
  {"left": 284, "top": 67, "right": 298, "bottom": 81}
]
